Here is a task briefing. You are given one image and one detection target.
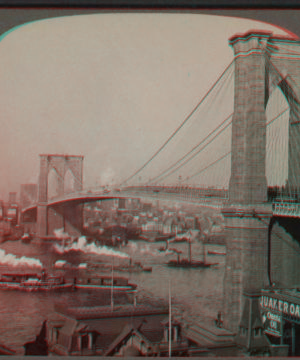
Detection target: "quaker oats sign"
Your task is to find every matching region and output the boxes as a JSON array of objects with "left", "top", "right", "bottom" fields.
[
  {"left": 262, "top": 311, "right": 282, "bottom": 337},
  {"left": 0, "top": 7, "right": 300, "bottom": 358},
  {"left": 261, "top": 295, "right": 300, "bottom": 319},
  {"left": 260, "top": 296, "right": 284, "bottom": 337}
]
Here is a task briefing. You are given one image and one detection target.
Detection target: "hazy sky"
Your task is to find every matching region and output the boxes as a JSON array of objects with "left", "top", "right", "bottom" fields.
[{"left": 0, "top": 12, "right": 293, "bottom": 200}]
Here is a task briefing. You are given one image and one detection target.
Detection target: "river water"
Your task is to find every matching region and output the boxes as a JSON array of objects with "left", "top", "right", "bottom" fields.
[{"left": 0, "top": 239, "right": 226, "bottom": 354}]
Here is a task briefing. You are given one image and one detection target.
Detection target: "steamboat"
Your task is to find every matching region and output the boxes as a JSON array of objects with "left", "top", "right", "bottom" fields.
[
  {"left": 167, "top": 238, "right": 218, "bottom": 268},
  {"left": 0, "top": 270, "right": 137, "bottom": 292},
  {"left": 0, "top": 271, "right": 73, "bottom": 291}
]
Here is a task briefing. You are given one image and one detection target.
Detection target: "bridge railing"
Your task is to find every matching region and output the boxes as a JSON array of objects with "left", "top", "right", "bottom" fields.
[
  {"left": 122, "top": 185, "right": 228, "bottom": 199},
  {"left": 272, "top": 201, "right": 300, "bottom": 217},
  {"left": 68, "top": 185, "right": 229, "bottom": 201},
  {"left": 268, "top": 186, "right": 300, "bottom": 203},
  {"left": 24, "top": 185, "right": 229, "bottom": 208}
]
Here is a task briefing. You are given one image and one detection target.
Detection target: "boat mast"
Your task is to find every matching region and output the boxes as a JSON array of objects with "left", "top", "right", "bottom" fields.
[
  {"left": 202, "top": 239, "right": 206, "bottom": 264},
  {"left": 169, "top": 279, "right": 172, "bottom": 358},
  {"left": 111, "top": 257, "right": 114, "bottom": 311},
  {"left": 188, "top": 237, "right": 192, "bottom": 264}
]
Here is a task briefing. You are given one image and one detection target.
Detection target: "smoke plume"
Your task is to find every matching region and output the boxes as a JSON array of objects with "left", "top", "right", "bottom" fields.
[
  {"left": 54, "top": 228, "right": 70, "bottom": 240},
  {"left": 54, "top": 236, "right": 129, "bottom": 259},
  {"left": 0, "top": 249, "right": 42, "bottom": 268}
]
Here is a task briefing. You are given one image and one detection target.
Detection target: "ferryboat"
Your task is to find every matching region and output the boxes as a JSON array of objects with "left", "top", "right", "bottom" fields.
[
  {"left": 0, "top": 270, "right": 137, "bottom": 292},
  {"left": 0, "top": 271, "right": 73, "bottom": 291}
]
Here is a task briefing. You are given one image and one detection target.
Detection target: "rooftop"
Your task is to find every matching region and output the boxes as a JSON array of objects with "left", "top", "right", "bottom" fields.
[{"left": 54, "top": 303, "right": 169, "bottom": 320}]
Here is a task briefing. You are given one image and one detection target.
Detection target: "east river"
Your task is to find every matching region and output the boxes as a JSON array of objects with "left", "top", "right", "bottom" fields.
[{"left": 0, "top": 239, "right": 226, "bottom": 354}]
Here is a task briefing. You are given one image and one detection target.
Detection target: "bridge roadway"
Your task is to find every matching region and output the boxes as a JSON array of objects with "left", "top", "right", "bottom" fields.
[
  {"left": 21, "top": 186, "right": 300, "bottom": 218},
  {"left": 21, "top": 186, "right": 228, "bottom": 213}
]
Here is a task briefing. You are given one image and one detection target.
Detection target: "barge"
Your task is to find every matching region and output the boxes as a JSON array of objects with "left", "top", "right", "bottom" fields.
[
  {"left": 75, "top": 275, "right": 137, "bottom": 291},
  {"left": 207, "top": 250, "right": 226, "bottom": 256},
  {"left": 167, "top": 259, "right": 216, "bottom": 268}
]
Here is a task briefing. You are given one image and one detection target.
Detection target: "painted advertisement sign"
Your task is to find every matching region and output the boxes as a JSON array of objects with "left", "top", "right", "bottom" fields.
[
  {"left": 260, "top": 295, "right": 300, "bottom": 319},
  {"left": 261, "top": 309, "right": 282, "bottom": 337}
]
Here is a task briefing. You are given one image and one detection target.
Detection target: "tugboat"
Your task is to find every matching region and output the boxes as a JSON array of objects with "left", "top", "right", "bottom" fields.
[
  {"left": 155, "top": 234, "right": 174, "bottom": 242},
  {"left": 158, "top": 240, "right": 170, "bottom": 252},
  {"left": 21, "top": 233, "right": 33, "bottom": 244},
  {"left": 112, "top": 258, "right": 152, "bottom": 273}
]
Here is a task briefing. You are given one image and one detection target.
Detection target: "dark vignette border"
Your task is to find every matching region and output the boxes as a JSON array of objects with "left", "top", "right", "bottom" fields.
[
  {"left": 0, "top": 0, "right": 299, "bottom": 8},
  {"left": 0, "top": 3, "right": 297, "bottom": 360},
  {"left": 0, "top": 9, "right": 300, "bottom": 41}
]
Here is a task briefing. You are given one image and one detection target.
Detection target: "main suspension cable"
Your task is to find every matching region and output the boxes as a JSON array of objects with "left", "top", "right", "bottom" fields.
[
  {"left": 120, "top": 60, "right": 234, "bottom": 186},
  {"left": 147, "top": 113, "right": 233, "bottom": 185}
]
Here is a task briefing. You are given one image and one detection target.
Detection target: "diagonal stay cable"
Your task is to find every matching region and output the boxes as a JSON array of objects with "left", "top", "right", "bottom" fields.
[
  {"left": 149, "top": 117, "right": 232, "bottom": 184},
  {"left": 184, "top": 107, "right": 289, "bottom": 183},
  {"left": 186, "top": 151, "right": 231, "bottom": 182},
  {"left": 151, "top": 107, "right": 287, "bottom": 185},
  {"left": 147, "top": 64, "right": 234, "bottom": 185},
  {"left": 147, "top": 112, "right": 233, "bottom": 185},
  {"left": 267, "top": 107, "right": 289, "bottom": 126},
  {"left": 120, "top": 60, "right": 234, "bottom": 186}
]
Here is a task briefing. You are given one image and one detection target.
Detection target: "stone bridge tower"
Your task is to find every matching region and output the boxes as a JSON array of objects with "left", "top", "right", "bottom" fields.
[
  {"left": 222, "top": 31, "right": 300, "bottom": 345},
  {"left": 37, "top": 154, "right": 84, "bottom": 237}
]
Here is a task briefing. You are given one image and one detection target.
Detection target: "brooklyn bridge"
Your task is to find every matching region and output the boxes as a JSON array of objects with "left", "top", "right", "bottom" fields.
[{"left": 10, "top": 30, "right": 300, "bottom": 354}]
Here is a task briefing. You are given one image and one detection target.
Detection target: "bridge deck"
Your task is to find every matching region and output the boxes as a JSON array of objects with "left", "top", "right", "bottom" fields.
[{"left": 21, "top": 187, "right": 300, "bottom": 218}]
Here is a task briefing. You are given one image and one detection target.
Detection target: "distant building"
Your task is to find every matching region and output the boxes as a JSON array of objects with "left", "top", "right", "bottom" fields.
[
  {"left": 141, "top": 220, "right": 163, "bottom": 233},
  {"left": 6, "top": 206, "right": 18, "bottom": 225},
  {"left": 185, "top": 216, "right": 196, "bottom": 230},
  {"left": 8, "top": 192, "right": 17, "bottom": 206},
  {"left": 163, "top": 217, "right": 183, "bottom": 235},
  {"left": 142, "top": 203, "right": 152, "bottom": 212},
  {"left": 118, "top": 198, "right": 127, "bottom": 210},
  {"left": 101, "top": 200, "right": 118, "bottom": 210}
]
